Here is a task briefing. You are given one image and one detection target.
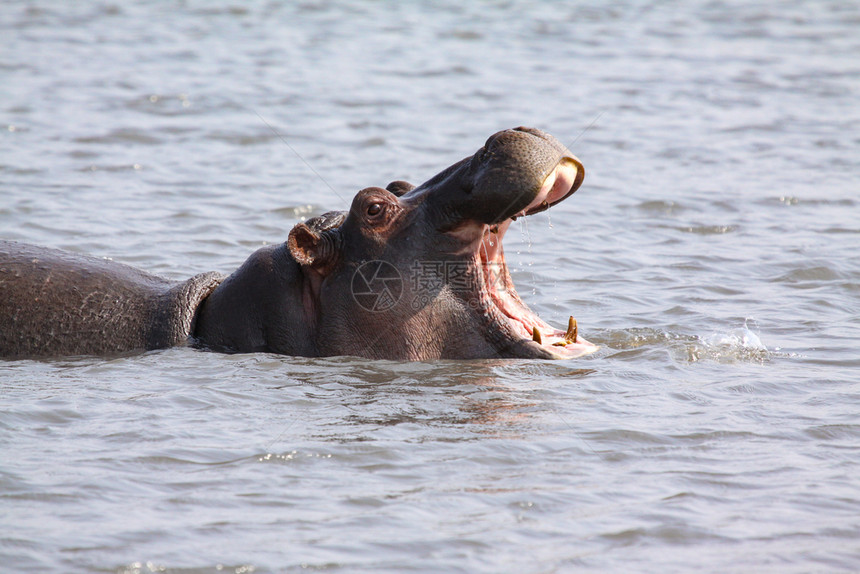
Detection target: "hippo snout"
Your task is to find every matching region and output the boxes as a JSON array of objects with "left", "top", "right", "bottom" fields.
[{"left": 409, "top": 127, "right": 584, "bottom": 229}]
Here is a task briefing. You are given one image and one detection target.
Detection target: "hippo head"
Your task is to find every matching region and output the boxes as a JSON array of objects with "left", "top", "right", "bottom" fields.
[{"left": 287, "top": 127, "right": 597, "bottom": 360}]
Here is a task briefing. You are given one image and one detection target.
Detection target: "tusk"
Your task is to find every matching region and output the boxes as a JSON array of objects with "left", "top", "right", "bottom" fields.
[
  {"left": 564, "top": 316, "right": 578, "bottom": 343},
  {"left": 532, "top": 326, "right": 542, "bottom": 344}
]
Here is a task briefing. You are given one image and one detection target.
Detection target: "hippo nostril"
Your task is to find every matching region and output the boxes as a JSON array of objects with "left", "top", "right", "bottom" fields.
[{"left": 513, "top": 126, "right": 543, "bottom": 138}]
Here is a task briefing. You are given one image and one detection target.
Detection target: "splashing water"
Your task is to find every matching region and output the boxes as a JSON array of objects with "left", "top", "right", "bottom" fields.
[
  {"left": 704, "top": 319, "right": 764, "bottom": 348},
  {"left": 606, "top": 320, "right": 773, "bottom": 364},
  {"left": 695, "top": 319, "right": 771, "bottom": 363}
]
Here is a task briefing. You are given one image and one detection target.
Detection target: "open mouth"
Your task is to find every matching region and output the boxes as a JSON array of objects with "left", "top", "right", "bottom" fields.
[{"left": 477, "top": 155, "right": 598, "bottom": 359}]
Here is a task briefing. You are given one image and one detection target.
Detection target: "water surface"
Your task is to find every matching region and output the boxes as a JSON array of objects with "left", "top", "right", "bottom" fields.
[{"left": 1, "top": 1, "right": 859, "bottom": 572}]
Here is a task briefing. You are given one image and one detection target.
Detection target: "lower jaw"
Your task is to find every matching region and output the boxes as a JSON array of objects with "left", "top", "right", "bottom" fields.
[
  {"left": 474, "top": 215, "right": 598, "bottom": 360},
  {"left": 533, "top": 330, "right": 599, "bottom": 359},
  {"left": 507, "top": 313, "right": 598, "bottom": 359},
  {"left": 477, "top": 257, "right": 598, "bottom": 360}
]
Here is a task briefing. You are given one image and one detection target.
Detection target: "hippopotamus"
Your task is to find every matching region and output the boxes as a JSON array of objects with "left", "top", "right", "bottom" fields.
[{"left": 0, "top": 127, "right": 597, "bottom": 360}]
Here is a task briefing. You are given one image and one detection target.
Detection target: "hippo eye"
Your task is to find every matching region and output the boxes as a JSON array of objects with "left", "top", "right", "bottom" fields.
[{"left": 367, "top": 203, "right": 383, "bottom": 217}]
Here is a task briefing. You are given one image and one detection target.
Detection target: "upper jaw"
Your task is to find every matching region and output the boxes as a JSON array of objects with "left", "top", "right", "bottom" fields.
[
  {"left": 447, "top": 152, "right": 586, "bottom": 244},
  {"left": 403, "top": 134, "right": 585, "bottom": 232},
  {"left": 472, "top": 151, "right": 586, "bottom": 227}
]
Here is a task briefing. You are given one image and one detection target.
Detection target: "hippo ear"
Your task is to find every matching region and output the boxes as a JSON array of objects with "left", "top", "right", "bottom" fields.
[
  {"left": 287, "top": 223, "right": 342, "bottom": 273},
  {"left": 385, "top": 180, "right": 415, "bottom": 197}
]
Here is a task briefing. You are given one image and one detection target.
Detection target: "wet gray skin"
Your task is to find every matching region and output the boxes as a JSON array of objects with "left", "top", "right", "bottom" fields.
[
  {"left": 0, "top": 127, "right": 596, "bottom": 360},
  {"left": 0, "top": 241, "right": 222, "bottom": 358}
]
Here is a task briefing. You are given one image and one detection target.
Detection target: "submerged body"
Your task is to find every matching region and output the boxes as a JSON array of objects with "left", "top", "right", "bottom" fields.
[
  {"left": 0, "top": 127, "right": 597, "bottom": 360},
  {"left": 0, "top": 241, "right": 222, "bottom": 357}
]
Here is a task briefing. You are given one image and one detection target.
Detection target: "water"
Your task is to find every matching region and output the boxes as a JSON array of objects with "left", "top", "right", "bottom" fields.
[{"left": 2, "top": 0, "right": 859, "bottom": 572}]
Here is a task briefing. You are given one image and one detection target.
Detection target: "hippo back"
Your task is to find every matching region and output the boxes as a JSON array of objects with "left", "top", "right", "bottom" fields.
[{"left": 0, "top": 241, "right": 222, "bottom": 358}]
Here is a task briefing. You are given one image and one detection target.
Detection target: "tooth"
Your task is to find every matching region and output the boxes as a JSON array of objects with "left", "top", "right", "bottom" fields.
[
  {"left": 532, "top": 327, "right": 542, "bottom": 344},
  {"left": 490, "top": 225, "right": 499, "bottom": 234},
  {"left": 564, "top": 316, "right": 578, "bottom": 343}
]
